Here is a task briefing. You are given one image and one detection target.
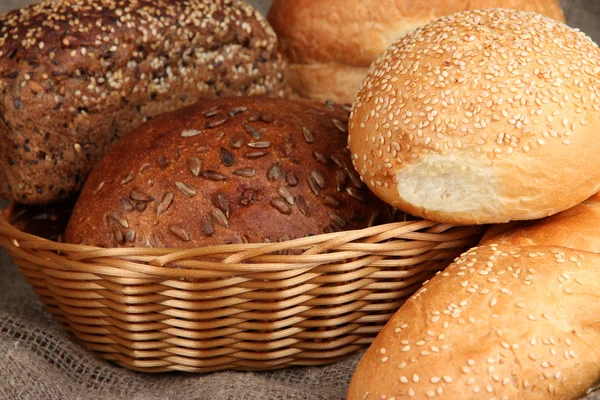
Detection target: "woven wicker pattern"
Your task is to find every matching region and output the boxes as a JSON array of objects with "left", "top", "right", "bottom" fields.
[{"left": 0, "top": 203, "right": 483, "bottom": 373}]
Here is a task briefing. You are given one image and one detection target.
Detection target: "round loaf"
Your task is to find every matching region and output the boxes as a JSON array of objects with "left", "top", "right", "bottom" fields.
[
  {"left": 267, "top": 0, "right": 565, "bottom": 103},
  {"left": 347, "top": 243, "right": 600, "bottom": 399},
  {"left": 0, "top": 0, "right": 287, "bottom": 205},
  {"left": 65, "top": 97, "right": 400, "bottom": 248},
  {"left": 348, "top": 9, "right": 600, "bottom": 225},
  {"left": 481, "top": 192, "right": 600, "bottom": 252}
]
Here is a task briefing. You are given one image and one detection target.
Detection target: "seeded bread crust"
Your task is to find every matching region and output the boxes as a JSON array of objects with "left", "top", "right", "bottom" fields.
[
  {"left": 65, "top": 97, "right": 401, "bottom": 249},
  {"left": 0, "top": 0, "right": 287, "bottom": 205}
]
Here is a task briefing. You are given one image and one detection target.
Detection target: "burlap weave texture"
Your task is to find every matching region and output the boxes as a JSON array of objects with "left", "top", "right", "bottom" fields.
[{"left": 1, "top": 0, "right": 600, "bottom": 399}]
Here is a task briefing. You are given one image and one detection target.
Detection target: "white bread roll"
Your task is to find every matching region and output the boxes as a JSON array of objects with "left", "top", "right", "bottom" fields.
[
  {"left": 347, "top": 194, "right": 600, "bottom": 400},
  {"left": 267, "top": 0, "right": 565, "bottom": 104},
  {"left": 348, "top": 9, "right": 600, "bottom": 225}
]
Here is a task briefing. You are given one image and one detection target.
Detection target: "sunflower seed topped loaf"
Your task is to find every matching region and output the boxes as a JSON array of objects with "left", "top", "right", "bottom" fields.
[
  {"left": 65, "top": 97, "right": 401, "bottom": 248},
  {"left": 0, "top": 0, "right": 287, "bottom": 205}
]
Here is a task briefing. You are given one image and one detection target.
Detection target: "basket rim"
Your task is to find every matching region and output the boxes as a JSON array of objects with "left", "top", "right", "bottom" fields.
[{"left": 0, "top": 202, "right": 483, "bottom": 278}]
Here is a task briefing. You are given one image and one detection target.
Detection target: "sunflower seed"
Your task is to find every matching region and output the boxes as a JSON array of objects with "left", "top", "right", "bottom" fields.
[
  {"left": 310, "top": 170, "right": 326, "bottom": 189},
  {"left": 111, "top": 225, "right": 124, "bottom": 244},
  {"left": 120, "top": 172, "right": 134, "bottom": 185},
  {"left": 102, "top": 213, "right": 109, "bottom": 227},
  {"left": 332, "top": 118, "right": 347, "bottom": 133},
  {"left": 270, "top": 198, "right": 291, "bottom": 215},
  {"left": 325, "top": 99, "right": 336, "bottom": 110},
  {"left": 245, "top": 151, "right": 269, "bottom": 159},
  {"left": 203, "top": 109, "right": 220, "bottom": 118},
  {"left": 229, "top": 134, "right": 245, "bottom": 149},
  {"left": 181, "top": 129, "right": 201, "bottom": 138},
  {"left": 205, "top": 117, "right": 229, "bottom": 129},
  {"left": 346, "top": 187, "right": 366, "bottom": 202},
  {"left": 295, "top": 195, "right": 308, "bottom": 214},
  {"left": 247, "top": 111, "right": 261, "bottom": 122},
  {"left": 247, "top": 141, "right": 271, "bottom": 149},
  {"left": 109, "top": 211, "right": 129, "bottom": 228},
  {"left": 134, "top": 201, "right": 147, "bottom": 212},
  {"left": 330, "top": 154, "right": 346, "bottom": 169},
  {"left": 308, "top": 108, "right": 325, "bottom": 116},
  {"left": 169, "top": 224, "right": 190, "bottom": 241},
  {"left": 13, "top": 98, "right": 21, "bottom": 110},
  {"left": 220, "top": 147, "right": 235, "bottom": 167},
  {"left": 176, "top": 181, "right": 196, "bottom": 197},
  {"left": 267, "top": 162, "right": 282, "bottom": 181},
  {"left": 368, "top": 211, "right": 381, "bottom": 228},
  {"left": 233, "top": 167, "right": 256, "bottom": 177},
  {"left": 199, "top": 169, "right": 228, "bottom": 182},
  {"left": 260, "top": 113, "right": 274, "bottom": 123},
  {"left": 228, "top": 106, "right": 247, "bottom": 116},
  {"left": 329, "top": 212, "right": 347, "bottom": 228},
  {"left": 277, "top": 186, "right": 294, "bottom": 205},
  {"left": 323, "top": 195, "right": 341, "bottom": 209},
  {"left": 212, "top": 193, "right": 229, "bottom": 217},
  {"left": 239, "top": 188, "right": 256, "bottom": 206},
  {"left": 323, "top": 224, "right": 341, "bottom": 233},
  {"left": 342, "top": 103, "right": 352, "bottom": 112},
  {"left": 202, "top": 214, "right": 213, "bottom": 236},
  {"left": 210, "top": 208, "right": 229, "bottom": 228},
  {"left": 144, "top": 238, "right": 152, "bottom": 248},
  {"left": 120, "top": 198, "right": 134, "bottom": 212},
  {"left": 125, "top": 229, "right": 136, "bottom": 243},
  {"left": 188, "top": 157, "right": 203, "bottom": 176},
  {"left": 157, "top": 191, "right": 174, "bottom": 216},
  {"left": 336, "top": 170, "right": 347, "bottom": 191},
  {"left": 350, "top": 210, "right": 365, "bottom": 222},
  {"left": 138, "top": 163, "right": 151, "bottom": 175},
  {"left": 157, "top": 156, "right": 169, "bottom": 170},
  {"left": 93, "top": 181, "right": 106, "bottom": 195},
  {"left": 347, "top": 169, "right": 365, "bottom": 189},
  {"left": 197, "top": 146, "right": 209, "bottom": 153},
  {"left": 308, "top": 176, "right": 320, "bottom": 196},
  {"left": 286, "top": 172, "right": 299, "bottom": 187},
  {"left": 313, "top": 151, "right": 329, "bottom": 165},
  {"left": 302, "top": 127, "right": 314, "bottom": 144},
  {"left": 130, "top": 190, "right": 153, "bottom": 202},
  {"left": 243, "top": 123, "right": 262, "bottom": 139}
]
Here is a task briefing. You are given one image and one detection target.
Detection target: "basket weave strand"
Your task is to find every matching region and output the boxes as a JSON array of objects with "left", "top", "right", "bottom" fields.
[{"left": 0, "top": 203, "right": 483, "bottom": 372}]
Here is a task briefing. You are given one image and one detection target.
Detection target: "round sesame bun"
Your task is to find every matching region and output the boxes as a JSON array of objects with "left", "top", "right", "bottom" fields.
[
  {"left": 480, "top": 192, "right": 600, "bottom": 252},
  {"left": 347, "top": 243, "right": 600, "bottom": 400},
  {"left": 267, "top": 0, "right": 565, "bottom": 104},
  {"left": 348, "top": 9, "right": 600, "bottom": 225},
  {"left": 348, "top": 189, "right": 600, "bottom": 399}
]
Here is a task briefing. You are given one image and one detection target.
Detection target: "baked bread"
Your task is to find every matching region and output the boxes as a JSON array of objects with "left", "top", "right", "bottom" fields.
[
  {"left": 348, "top": 243, "right": 600, "bottom": 399},
  {"left": 0, "top": 0, "right": 287, "bottom": 205},
  {"left": 65, "top": 97, "right": 400, "bottom": 248},
  {"left": 347, "top": 193, "right": 600, "bottom": 399},
  {"left": 267, "top": 0, "right": 565, "bottom": 104},
  {"left": 481, "top": 193, "right": 600, "bottom": 252},
  {"left": 348, "top": 9, "right": 600, "bottom": 225}
]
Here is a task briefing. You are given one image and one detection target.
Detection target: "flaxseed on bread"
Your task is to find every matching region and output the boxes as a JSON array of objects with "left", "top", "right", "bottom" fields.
[
  {"left": 0, "top": 0, "right": 287, "bottom": 205},
  {"left": 65, "top": 97, "right": 400, "bottom": 248}
]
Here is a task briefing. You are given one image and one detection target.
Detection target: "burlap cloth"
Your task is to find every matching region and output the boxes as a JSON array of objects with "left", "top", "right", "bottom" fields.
[{"left": 1, "top": 0, "right": 600, "bottom": 399}]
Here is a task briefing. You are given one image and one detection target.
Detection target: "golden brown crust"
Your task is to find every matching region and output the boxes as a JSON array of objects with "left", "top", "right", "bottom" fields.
[
  {"left": 348, "top": 9, "right": 600, "bottom": 225},
  {"left": 481, "top": 193, "right": 600, "bottom": 252},
  {"left": 348, "top": 244, "right": 600, "bottom": 400},
  {"left": 269, "top": 0, "right": 565, "bottom": 67},
  {"left": 65, "top": 97, "right": 400, "bottom": 249},
  {"left": 0, "top": 0, "right": 287, "bottom": 205},
  {"left": 268, "top": 0, "right": 565, "bottom": 104},
  {"left": 286, "top": 63, "right": 369, "bottom": 104}
]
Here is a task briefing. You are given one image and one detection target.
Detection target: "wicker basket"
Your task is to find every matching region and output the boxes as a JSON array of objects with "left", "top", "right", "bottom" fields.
[{"left": 0, "top": 202, "right": 483, "bottom": 373}]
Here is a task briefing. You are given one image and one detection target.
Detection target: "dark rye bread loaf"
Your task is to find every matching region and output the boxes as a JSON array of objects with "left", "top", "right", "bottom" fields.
[
  {"left": 0, "top": 0, "right": 287, "bottom": 205},
  {"left": 65, "top": 97, "right": 401, "bottom": 248}
]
